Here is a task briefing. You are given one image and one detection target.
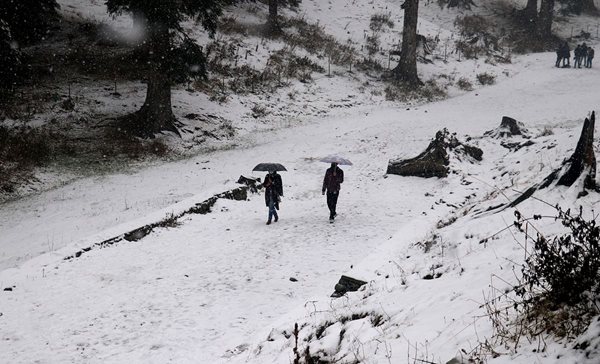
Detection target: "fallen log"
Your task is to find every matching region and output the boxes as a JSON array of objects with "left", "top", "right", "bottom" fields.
[{"left": 387, "top": 128, "right": 482, "bottom": 178}]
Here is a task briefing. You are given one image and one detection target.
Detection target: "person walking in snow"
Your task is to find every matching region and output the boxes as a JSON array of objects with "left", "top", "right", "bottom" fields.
[
  {"left": 263, "top": 170, "right": 283, "bottom": 225},
  {"left": 322, "top": 162, "right": 344, "bottom": 223}
]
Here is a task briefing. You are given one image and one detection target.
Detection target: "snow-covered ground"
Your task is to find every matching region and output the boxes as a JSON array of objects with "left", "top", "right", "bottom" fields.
[{"left": 2, "top": 0, "right": 600, "bottom": 363}]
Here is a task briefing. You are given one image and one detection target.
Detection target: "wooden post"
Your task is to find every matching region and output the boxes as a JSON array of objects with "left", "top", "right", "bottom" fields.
[
  {"left": 388, "top": 53, "right": 391, "bottom": 69},
  {"left": 328, "top": 56, "right": 331, "bottom": 76},
  {"left": 444, "top": 43, "right": 447, "bottom": 61}
]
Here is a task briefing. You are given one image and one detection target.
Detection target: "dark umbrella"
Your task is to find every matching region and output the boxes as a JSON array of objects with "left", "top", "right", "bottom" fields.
[{"left": 252, "top": 163, "right": 288, "bottom": 172}]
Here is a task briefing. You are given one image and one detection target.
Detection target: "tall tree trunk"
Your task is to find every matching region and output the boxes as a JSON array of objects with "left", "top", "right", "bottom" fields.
[
  {"left": 393, "top": 0, "right": 422, "bottom": 86},
  {"left": 537, "top": 0, "right": 555, "bottom": 39},
  {"left": 581, "top": 0, "right": 599, "bottom": 15},
  {"left": 267, "top": 0, "right": 281, "bottom": 35},
  {"left": 522, "top": 0, "right": 538, "bottom": 24},
  {"left": 126, "top": 21, "right": 179, "bottom": 137}
]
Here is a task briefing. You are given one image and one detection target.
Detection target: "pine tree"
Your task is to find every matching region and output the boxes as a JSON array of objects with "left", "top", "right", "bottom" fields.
[
  {"left": 0, "top": 21, "right": 21, "bottom": 96},
  {"left": 106, "top": 0, "right": 226, "bottom": 137},
  {"left": 521, "top": 0, "right": 538, "bottom": 24},
  {"left": 0, "top": 0, "right": 59, "bottom": 45},
  {"left": 559, "top": 0, "right": 598, "bottom": 15},
  {"left": 266, "top": 0, "right": 300, "bottom": 35},
  {"left": 392, "top": 0, "right": 422, "bottom": 86},
  {"left": 537, "top": 0, "right": 555, "bottom": 39}
]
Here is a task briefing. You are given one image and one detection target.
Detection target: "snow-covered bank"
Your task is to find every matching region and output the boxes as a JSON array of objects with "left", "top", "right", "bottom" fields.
[{"left": 2, "top": 49, "right": 600, "bottom": 363}]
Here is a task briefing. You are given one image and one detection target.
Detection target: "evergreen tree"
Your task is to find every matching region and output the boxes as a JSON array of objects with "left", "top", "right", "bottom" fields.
[
  {"left": 521, "top": 0, "right": 538, "bottom": 24},
  {"left": 106, "top": 0, "right": 226, "bottom": 137},
  {"left": 558, "top": 0, "right": 598, "bottom": 15},
  {"left": 0, "top": 21, "right": 21, "bottom": 96},
  {"left": 266, "top": 0, "right": 300, "bottom": 34},
  {"left": 393, "top": 0, "right": 422, "bottom": 86},
  {"left": 0, "top": 0, "right": 60, "bottom": 45},
  {"left": 537, "top": 0, "right": 555, "bottom": 39}
]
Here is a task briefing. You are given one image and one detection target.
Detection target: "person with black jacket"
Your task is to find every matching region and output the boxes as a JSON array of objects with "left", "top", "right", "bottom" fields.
[
  {"left": 322, "top": 163, "right": 344, "bottom": 223},
  {"left": 587, "top": 47, "right": 594, "bottom": 68},
  {"left": 264, "top": 171, "right": 283, "bottom": 225}
]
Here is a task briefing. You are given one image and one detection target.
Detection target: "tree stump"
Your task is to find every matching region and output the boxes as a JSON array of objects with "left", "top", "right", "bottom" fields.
[
  {"left": 484, "top": 116, "right": 529, "bottom": 138},
  {"left": 331, "top": 275, "right": 367, "bottom": 297},
  {"left": 387, "top": 129, "right": 482, "bottom": 178},
  {"left": 508, "top": 112, "right": 597, "bottom": 207},
  {"left": 557, "top": 111, "right": 596, "bottom": 190}
]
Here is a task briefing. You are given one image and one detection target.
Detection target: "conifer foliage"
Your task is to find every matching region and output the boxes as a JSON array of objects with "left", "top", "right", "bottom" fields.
[
  {"left": 0, "top": 21, "right": 20, "bottom": 96},
  {"left": 0, "top": 0, "right": 59, "bottom": 96},
  {"left": 106, "top": 0, "right": 227, "bottom": 137},
  {"left": 0, "top": 0, "right": 60, "bottom": 45}
]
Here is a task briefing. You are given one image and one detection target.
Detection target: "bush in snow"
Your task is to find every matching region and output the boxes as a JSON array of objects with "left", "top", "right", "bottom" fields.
[
  {"left": 369, "top": 13, "right": 394, "bottom": 32},
  {"left": 513, "top": 207, "right": 600, "bottom": 337},
  {"left": 456, "top": 77, "right": 473, "bottom": 91},
  {"left": 476, "top": 72, "right": 496, "bottom": 85}
]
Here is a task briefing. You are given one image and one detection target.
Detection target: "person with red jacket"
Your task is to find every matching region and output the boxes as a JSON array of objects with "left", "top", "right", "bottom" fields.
[{"left": 322, "top": 162, "right": 344, "bottom": 223}]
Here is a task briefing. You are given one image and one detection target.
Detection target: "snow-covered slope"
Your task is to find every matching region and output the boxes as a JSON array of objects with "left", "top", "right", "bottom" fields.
[{"left": 2, "top": 0, "right": 600, "bottom": 363}]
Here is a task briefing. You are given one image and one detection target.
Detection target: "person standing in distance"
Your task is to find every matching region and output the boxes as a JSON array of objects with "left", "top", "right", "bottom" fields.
[{"left": 322, "top": 162, "right": 344, "bottom": 223}]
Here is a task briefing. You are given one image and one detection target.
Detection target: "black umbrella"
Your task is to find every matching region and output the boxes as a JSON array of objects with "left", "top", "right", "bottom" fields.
[{"left": 252, "top": 163, "right": 288, "bottom": 172}]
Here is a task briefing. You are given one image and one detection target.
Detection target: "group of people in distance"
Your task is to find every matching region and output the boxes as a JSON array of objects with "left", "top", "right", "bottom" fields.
[
  {"left": 556, "top": 41, "right": 595, "bottom": 68},
  {"left": 262, "top": 163, "right": 344, "bottom": 225}
]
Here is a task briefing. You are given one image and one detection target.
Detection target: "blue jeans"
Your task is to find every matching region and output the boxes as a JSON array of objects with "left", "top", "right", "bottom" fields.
[{"left": 268, "top": 198, "right": 278, "bottom": 222}]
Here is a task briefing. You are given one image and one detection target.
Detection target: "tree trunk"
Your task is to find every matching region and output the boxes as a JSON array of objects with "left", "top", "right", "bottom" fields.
[
  {"left": 393, "top": 0, "right": 422, "bottom": 86},
  {"left": 537, "top": 0, "right": 555, "bottom": 39},
  {"left": 507, "top": 112, "right": 597, "bottom": 208},
  {"left": 557, "top": 111, "right": 596, "bottom": 190},
  {"left": 387, "top": 129, "right": 482, "bottom": 178},
  {"left": 581, "top": 0, "right": 599, "bottom": 15},
  {"left": 267, "top": 0, "right": 281, "bottom": 35},
  {"left": 522, "top": 0, "right": 538, "bottom": 23},
  {"left": 126, "top": 21, "right": 179, "bottom": 137}
]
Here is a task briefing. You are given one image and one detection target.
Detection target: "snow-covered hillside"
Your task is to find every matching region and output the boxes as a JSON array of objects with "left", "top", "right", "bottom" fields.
[{"left": 2, "top": 0, "right": 600, "bottom": 363}]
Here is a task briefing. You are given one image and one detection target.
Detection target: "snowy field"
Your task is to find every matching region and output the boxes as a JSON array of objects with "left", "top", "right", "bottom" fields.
[{"left": 2, "top": 0, "right": 600, "bottom": 363}]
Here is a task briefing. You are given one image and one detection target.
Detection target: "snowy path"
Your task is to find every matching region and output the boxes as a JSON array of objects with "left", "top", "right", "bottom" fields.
[{"left": 2, "top": 53, "right": 600, "bottom": 362}]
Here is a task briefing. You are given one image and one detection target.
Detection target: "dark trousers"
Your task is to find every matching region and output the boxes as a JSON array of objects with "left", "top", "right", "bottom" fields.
[{"left": 326, "top": 191, "right": 339, "bottom": 219}]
